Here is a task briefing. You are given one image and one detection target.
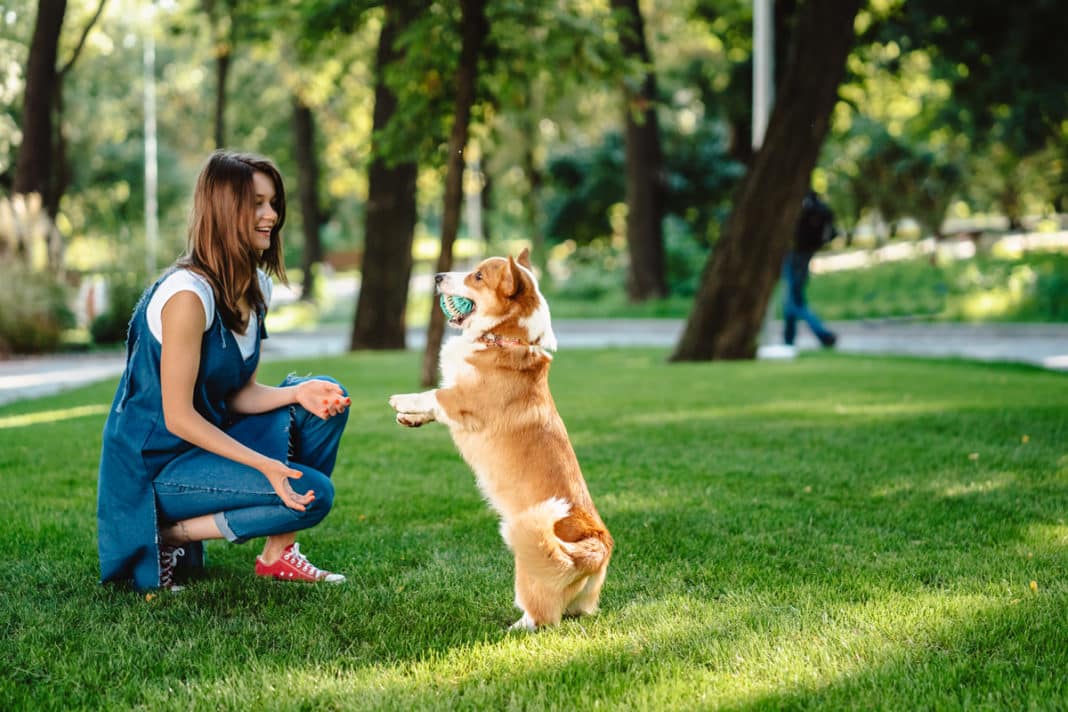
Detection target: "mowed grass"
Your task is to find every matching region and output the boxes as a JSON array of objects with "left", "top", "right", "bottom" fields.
[{"left": 2, "top": 349, "right": 1068, "bottom": 710}]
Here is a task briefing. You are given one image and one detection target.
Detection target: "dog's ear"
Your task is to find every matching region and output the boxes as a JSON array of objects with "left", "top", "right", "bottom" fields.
[
  {"left": 505, "top": 257, "right": 526, "bottom": 298},
  {"left": 516, "top": 247, "right": 532, "bottom": 269}
]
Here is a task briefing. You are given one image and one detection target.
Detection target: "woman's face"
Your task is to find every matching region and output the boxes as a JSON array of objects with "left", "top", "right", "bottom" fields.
[{"left": 250, "top": 171, "right": 278, "bottom": 252}]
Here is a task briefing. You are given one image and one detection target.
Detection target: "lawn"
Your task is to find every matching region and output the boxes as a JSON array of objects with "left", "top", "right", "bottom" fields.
[
  {"left": 538, "top": 248, "right": 1068, "bottom": 324},
  {"left": 2, "top": 349, "right": 1067, "bottom": 710}
]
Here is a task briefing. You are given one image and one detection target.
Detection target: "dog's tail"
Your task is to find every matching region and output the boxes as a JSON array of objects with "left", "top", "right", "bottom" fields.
[{"left": 501, "top": 497, "right": 612, "bottom": 580}]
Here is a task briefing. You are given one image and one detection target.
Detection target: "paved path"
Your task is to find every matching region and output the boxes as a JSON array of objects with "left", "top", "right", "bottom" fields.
[{"left": 1, "top": 320, "right": 1065, "bottom": 406}]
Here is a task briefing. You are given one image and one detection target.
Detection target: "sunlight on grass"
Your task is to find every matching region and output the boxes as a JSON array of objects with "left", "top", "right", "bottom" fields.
[
  {"left": 1024, "top": 523, "right": 1068, "bottom": 548},
  {"left": 142, "top": 591, "right": 1007, "bottom": 710},
  {"left": 938, "top": 477, "right": 1012, "bottom": 498},
  {"left": 618, "top": 399, "right": 951, "bottom": 427},
  {"left": 0, "top": 403, "right": 109, "bottom": 430},
  {"left": 829, "top": 401, "right": 953, "bottom": 417}
]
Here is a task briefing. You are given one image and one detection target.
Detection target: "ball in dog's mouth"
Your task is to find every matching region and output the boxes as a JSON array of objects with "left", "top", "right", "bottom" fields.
[{"left": 439, "top": 294, "right": 475, "bottom": 326}]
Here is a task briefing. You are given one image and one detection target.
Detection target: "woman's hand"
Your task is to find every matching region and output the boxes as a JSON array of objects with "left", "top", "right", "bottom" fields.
[
  {"left": 260, "top": 459, "right": 315, "bottom": 511},
  {"left": 295, "top": 379, "right": 351, "bottom": 420}
]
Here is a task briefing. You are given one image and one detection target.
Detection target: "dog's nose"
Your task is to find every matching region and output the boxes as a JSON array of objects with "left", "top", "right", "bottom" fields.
[{"left": 434, "top": 274, "right": 445, "bottom": 285}]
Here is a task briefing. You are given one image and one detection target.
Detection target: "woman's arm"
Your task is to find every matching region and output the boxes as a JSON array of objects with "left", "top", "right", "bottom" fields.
[
  {"left": 159, "top": 292, "right": 314, "bottom": 511},
  {"left": 228, "top": 372, "right": 349, "bottom": 420}
]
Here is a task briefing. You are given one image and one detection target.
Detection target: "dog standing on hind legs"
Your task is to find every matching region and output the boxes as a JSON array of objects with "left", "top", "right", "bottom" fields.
[{"left": 389, "top": 248, "right": 613, "bottom": 630}]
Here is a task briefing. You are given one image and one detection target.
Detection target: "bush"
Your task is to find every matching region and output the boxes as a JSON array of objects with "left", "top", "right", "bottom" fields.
[
  {"left": 90, "top": 273, "right": 147, "bottom": 345},
  {"left": 0, "top": 265, "right": 74, "bottom": 356}
]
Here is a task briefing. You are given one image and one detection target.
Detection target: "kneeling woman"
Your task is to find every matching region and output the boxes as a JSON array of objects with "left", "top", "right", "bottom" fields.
[{"left": 97, "top": 150, "right": 350, "bottom": 591}]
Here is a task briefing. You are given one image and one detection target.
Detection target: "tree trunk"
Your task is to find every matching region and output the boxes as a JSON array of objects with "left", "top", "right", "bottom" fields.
[
  {"left": 611, "top": 0, "right": 666, "bottom": 301},
  {"left": 13, "top": 0, "right": 67, "bottom": 206},
  {"left": 350, "top": 1, "right": 423, "bottom": 351},
  {"left": 522, "top": 136, "right": 548, "bottom": 283},
  {"left": 291, "top": 96, "right": 323, "bottom": 302},
  {"left": 671, "top": 0, "right": 861, "bottom": 361},
  {"left": 214, "top": 48, "right": 230, "bottom": 148},
  {"left": 420, "top": 0, "right": 488, "bottom": 386}
]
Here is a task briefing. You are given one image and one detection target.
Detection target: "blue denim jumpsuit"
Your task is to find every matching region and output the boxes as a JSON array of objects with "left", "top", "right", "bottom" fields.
[{"left": 96, "top": 272, "right": 347, "bottom": 591}]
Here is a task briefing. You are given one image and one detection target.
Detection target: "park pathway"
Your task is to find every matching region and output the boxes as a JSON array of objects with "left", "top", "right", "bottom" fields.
[{"left": 1, "top": 319, "right": 1065, "bottom": 407}]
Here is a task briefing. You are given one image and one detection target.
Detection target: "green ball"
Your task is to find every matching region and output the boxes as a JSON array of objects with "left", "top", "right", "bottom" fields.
[{"left": 440, "top": 294, "right": 474, "bottom": 319}]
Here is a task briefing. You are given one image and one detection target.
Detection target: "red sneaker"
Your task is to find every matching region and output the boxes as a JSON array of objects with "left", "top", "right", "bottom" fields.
[{"left": 255, "top": 543, "right": 345, "bottom": 583}]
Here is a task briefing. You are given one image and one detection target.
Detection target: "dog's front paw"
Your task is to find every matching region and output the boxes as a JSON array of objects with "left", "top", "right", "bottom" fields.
[
  {"left": 396, "top": 412, "right": 433, "bottom": 428},
  {"left": 390, "top": 392, "right": 437, "bottom": 427},
  {"left": 389, "top": 392, "right": 429, "bottom": 413}
]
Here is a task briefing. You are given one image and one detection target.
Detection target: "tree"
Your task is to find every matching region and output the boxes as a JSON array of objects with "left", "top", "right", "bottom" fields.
[
  {"left": 350, "top": 1, "right": 424, "bottom": 350},
  {"left": 420, "top": 0, "right": 489, "bottom": 387},
  {"left": 871, "top": 0, "right": 1068, "bottom": 224},
  {"left": 13, "top": 0, "right": 66, "bottom": 210},
  {"left": 671, "top": 0, "right": 861, "bottom": 361},
  {"left": 14, "top": 0, "right": 106, "bottom": 262},
  {"left": 291, "top": 95, "right": 324, "bottom": 301},
  {"left": 611, "top": 0, "right": 666, "bottom": 301}
]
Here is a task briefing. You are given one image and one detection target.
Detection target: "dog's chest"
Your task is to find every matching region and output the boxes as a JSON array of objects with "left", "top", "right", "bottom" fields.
[{"left": 438, "top": 337, "right": 482, "bottom": 387}]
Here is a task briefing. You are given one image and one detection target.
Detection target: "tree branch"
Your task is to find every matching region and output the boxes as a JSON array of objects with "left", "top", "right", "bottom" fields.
[{"left": 58, "top": 0, "right": 108, "bottom": 78}]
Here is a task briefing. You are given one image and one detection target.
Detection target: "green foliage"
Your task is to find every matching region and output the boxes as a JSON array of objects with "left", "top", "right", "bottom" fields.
[
  {"left": 0, "top": 264, "right": 74, "bottom": 355},
  {"left": 3, "top": 351, "right": 1068, "bottom": 708},
  {"left": 548, "top": 219, "right": 709, "bottom": 305},
  {"left": 543, "top": 122, "right": 741, "bottom": 248},
  {"left": 89, "top": 273, "right": 147, "bottom": 346},
  {"left": 807, "top": 250, "right": 1068, "bottom": 323}
]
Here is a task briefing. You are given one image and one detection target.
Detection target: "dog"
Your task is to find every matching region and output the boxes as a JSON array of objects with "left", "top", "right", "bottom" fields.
[{"left": 389, "top": 249, "right": 613, "bottom": 630}]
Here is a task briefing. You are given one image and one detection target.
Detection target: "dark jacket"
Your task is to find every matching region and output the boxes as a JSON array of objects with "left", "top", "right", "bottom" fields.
[{"left": 795, "top": 191, "right": 837, "bottom": 253}]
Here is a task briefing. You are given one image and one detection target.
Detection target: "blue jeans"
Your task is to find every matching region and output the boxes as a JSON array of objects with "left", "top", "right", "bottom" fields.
[
  {"left": 782, "top": 250, "right": 832, "bottom": 346},
  {"left": 154, "top": 379, "right": 348, "bottom": 543}
]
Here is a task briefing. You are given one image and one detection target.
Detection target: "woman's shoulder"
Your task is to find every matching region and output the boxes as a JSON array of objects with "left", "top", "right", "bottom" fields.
[
  {"left": 147, "top": 269, "right": 215, "bottom": 332},
  {"left": 160, "top": 268, "right": 214, "bottom": 305}
]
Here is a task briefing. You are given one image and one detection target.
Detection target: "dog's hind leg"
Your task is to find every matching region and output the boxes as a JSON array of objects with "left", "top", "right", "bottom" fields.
[
  {"left": 564, "top": 565, "right": 607, "bottom": 618},
  {"left": 510, "top": 561, "right": 570, "bottom": 631}
]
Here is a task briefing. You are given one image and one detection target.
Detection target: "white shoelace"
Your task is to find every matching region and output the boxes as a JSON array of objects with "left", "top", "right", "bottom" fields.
[
  {"left": 283, "top": 543, "right": 322, "bottom": 577},
  {"left": 160, "top": 545, "right": 186, "bottom": 590},
  {"left": 284, "top": 543, "right": 346, "bottom": 583}
]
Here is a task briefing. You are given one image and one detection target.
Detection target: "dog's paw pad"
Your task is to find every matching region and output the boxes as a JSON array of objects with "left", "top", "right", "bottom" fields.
[{"left": 396, "top": 413, "right": 426, "bottom": 428}]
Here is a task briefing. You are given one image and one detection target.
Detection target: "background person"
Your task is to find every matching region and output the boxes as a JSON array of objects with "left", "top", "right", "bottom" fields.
[{"left": 783, "top": 190, "right": 838, "bottom": 348}]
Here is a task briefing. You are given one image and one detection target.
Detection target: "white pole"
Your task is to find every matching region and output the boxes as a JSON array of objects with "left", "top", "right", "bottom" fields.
[
  {"left": 752, "top": 0, "right": 774, "bottom": 150},
  {"left": 752, "top": 0, "right": 794, "bottom": 358},
  {"left": 143, "top": 4, "right": 159, "bottom": 277}
]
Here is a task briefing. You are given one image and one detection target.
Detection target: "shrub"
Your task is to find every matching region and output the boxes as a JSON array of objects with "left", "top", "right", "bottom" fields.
[
  {"left": 0, "top": 264, "right": 74, "bottom": 356},
  {"left": 90, "top": 273, "right": 147, "bottom": 345}
]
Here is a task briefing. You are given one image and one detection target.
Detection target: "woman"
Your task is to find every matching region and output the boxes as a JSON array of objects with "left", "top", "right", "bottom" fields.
[{"left": 97, "top": 150, "right": 350, "bottom": 592}]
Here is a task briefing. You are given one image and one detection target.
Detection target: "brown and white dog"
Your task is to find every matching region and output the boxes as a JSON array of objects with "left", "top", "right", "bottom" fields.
[{"left": 388, "top": 249, "right": 613, "bottom": 630}]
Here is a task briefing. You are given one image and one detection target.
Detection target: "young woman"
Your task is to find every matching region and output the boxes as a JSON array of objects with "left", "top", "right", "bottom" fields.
[{"left": 97, "top": 150, "right": 350, "bottom": 591}]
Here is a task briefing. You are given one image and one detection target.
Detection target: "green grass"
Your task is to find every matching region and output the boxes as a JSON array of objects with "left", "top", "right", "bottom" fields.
[
  {"left": 542, "top": 249, "right": 1068, "bottom": 324},
  {"left": 3, "top": 349, "right": 1068, "bottom": 710},
  {"left": 808, "top": 250, "right": 1068, "bottom": 323}
]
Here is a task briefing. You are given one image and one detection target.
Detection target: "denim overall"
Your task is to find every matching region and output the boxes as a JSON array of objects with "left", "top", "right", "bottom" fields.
[{"left": 97, "top": 272, "right": 347, "bottom": 591}]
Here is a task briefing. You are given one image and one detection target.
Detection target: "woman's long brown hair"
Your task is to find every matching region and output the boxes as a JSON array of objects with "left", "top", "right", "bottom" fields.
[{"left": 177, "top": 150, "right": 288, "bottom": 333}]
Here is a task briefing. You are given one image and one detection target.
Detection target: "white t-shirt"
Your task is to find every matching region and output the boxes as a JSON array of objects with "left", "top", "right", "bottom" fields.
[{"left": 146, "top": 268, "right": 272, "bottom": 359}]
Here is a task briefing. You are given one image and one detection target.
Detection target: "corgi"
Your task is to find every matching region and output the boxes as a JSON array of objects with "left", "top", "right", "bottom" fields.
[{"left": 389, "top": 249, "right": 613, "bottom": 630}]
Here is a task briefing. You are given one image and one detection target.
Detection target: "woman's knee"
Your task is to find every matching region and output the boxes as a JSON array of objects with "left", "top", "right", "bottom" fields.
[{"left": 282, "top": 374, "right": 348, "bottom": 398}]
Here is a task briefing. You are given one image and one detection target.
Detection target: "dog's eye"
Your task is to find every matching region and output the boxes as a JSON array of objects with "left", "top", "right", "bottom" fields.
[{"left": 474, "top": 271, "right": 483, "bottom": 281}]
